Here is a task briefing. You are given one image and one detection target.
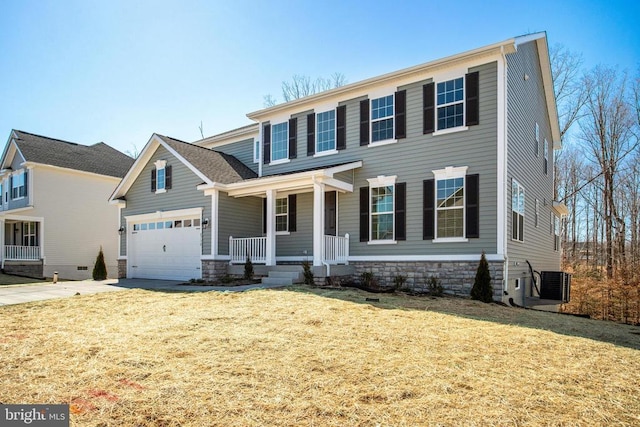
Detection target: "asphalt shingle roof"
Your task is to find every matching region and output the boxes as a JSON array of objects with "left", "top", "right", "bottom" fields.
[
  {"left": 12, "top": 130, "right": 134, "bottom": 178},
  {"left": 157, "top": 134, "right": 257, "bottom": 184}
]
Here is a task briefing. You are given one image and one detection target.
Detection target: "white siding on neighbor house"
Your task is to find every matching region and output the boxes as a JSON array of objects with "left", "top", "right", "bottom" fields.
[
  {"left": 506, "top": 40, "right": 561, "bottom": 301},
  {"left": 28, "top": 166, "right": 121, "bottom": 280},
  {"left": 120, "top": 145, "right": 212, "bottom": 257}
]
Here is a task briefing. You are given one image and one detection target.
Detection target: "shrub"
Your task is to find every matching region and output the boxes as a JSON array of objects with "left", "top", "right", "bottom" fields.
[
  {"left": 428, "top": 275, "right": 444, "bottom": 296},
  {"left": 360, "top": 271, "right": 378, "bottom": 288},
  {"left": 471, "top": 251, "right": 494, "bottom": 303},
  {"left": 220, "top": 275, "right": 234, "bottom": 284},
  {"left": 92, "top": 247, "right": 107, "bottom": 281},
  {"left": 244, "top": 256, "right": 254, "bottom": 280},
  {"left": 393, "top": 275, "right": 407, "bottom": 290},
  {"left": 302, "top": 261, "right": 314, "bottom": 286}
]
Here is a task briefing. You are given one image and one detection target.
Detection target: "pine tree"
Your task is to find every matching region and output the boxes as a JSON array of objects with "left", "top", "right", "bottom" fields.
[
  {"left": 471, "top": 251, "right": 493, "bottom": 302},
  {"left": 92, "top": 247, "right": 108, "bottom": 280}
]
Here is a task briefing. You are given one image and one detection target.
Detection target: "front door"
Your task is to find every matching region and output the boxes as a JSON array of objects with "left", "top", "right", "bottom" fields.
[{"left": 324, "top": 191, "right": 336, "bottom": 236}]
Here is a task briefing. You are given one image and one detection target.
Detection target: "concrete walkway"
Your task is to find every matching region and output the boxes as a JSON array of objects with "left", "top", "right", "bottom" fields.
[{"left": 0, "top": 278, "right": 291, "bottom": 306}]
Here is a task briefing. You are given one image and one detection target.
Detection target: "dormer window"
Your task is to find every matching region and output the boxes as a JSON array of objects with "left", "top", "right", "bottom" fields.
[{"left": 151, "top": 160, "right": 171, "bottom": 194}]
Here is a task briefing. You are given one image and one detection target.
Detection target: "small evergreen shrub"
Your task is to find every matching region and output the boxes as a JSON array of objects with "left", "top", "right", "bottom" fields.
[
  {"left": 220, "top": 274, "right": 234, "bottom": 284},
  {"left": 302, "top": 261, "right": 314, "bottom": 286},
  {"left": 360, "top": 271, "right": 378, "bottom": 288},
  {"left": 471, "top": 251, "right": 494, "bottom": 303},
  {"left": 92, "top": 247, "right": 107, "bottom": 281},
  {"left": 428, "top": 275, "right": 444, "bottom": 296},
  {"left": 393, "top": 275, "right": 407, "bottom": 290},
  {"left": 244, "top": 256, "right": 254, "bottom": 280}
]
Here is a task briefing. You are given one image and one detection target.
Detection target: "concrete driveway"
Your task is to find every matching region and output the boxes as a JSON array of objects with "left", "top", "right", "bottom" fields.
[{"left": 0, "top": 278, "right": 289, "bottom": 306}]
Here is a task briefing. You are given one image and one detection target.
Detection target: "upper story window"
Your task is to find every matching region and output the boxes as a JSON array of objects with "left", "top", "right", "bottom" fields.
[
  {"left": 371, "top": 95, "right": 395, "bottom": 143},
  {"left": 544, "top": 139, "right": 549, "bottom": 174},
  {"left": 253, "top": 139, "right": 260, "bottom": 163},
  {"left": 436, "top": 176, "right": 465, "bottom": 239},
  {"left": 535, "top": 122, "right": 540, "bottom": 156},
  {"left": 512, "top": 179, "right": 525, "bottom": 242},
  {"left": 11, "top": 170, "right": 26, "bottom": 199},
  {"left": 151, "top": 160, "right": 171, "bottom": 193},
  {"left": 271, "top": 122, "right": 288, "bottom": 162},
  {"left": 554, "top": 215, "right": 561, "bottom": 252},
  {"left": 316, "top": 110, "right": 336, "bottom": 153},
  {"left": 437, "top": 77, "right": 464, "bottom": 130}
]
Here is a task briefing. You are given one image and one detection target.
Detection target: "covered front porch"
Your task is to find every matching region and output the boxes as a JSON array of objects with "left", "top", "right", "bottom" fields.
[
  {"left": 202, "top": 161, "right": 362, "bottom": 269},
  {"left": 1, "top": 218, "right": 42, "bottom": 263}
]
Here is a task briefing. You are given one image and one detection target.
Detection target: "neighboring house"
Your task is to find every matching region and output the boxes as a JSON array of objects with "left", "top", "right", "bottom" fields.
[
  {"left": 110, "top": 32, "right": 568, "bottom": 304},
  {"left": 0, "top": 130, "right": 134, "bottom": 279}
]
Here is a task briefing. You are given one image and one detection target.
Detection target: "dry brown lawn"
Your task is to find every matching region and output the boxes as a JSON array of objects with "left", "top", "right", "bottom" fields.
[{"left": 1, "top": 286, "right": 639, "bottom": 426}]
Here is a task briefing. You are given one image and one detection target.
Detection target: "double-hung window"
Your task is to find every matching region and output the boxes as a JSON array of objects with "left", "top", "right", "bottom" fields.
[
  {"left": 371, "top": 185, "right": 394, "bottom": 241},
  {"left": 271, "top": 122, "right": 288, "bottom": 162},
  {"left": 11, "top": 170, "right": 26, "bottom": 199},
  {"left": 437, "top": 77, "right": 464, "bottom": 130},
  {"left": 544, "top": 139, "right": 549, "bottom": 174},
  {"left": 275, "top": 197, "right": 288, "bottom": 232},
  {"left": 153, "top": 160, "right": 168, "bottom": 193},
  {"left": 436, "top": 177, "right": 465, "bottom": 238},
  {"left": 535, "top": 122, "right": 540, "bottom": 156},
  {"left": 371, "top": 95, "right": 394, "bottom": 142},
  {"left": 512, "top": 179, "right": 525, "bottom": 242},
  {"left": 253, "top": 139, "right": 260, "bottom": 163},
  {"left": 316, "top": 110, "right": 336, "bottom": 153}
]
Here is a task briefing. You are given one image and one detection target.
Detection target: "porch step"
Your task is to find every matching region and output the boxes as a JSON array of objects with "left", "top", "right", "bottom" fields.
[{"left": 260, "top": 270, "right": 302, "bottom": 286}]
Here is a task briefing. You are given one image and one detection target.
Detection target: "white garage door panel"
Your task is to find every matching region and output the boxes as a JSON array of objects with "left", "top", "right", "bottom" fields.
[{"left": 129, "top": 224, "right": 202, "bottom": 281}]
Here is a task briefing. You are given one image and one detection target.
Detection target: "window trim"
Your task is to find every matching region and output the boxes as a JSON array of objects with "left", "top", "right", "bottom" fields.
[
  {"left": 535, "top": 122, "right": 540, "bottom": 156},
  {"left": 436, "top": 76, "right": 465, "bottom": 132},
  {"left": 370, "top": 94, "right": 395, "bottom": 144},
  {"left": 367, "top": 175, "right": 397, "bottom": 244},
  {"left": 432, "top": 166, "right": 469, "bottom": 243},
  {"left": 154, "top": 160, "right": 167, "bottom": 194},
  {"left": 275, "top": 197, "right": 289, "bottom": 235},
  {"left": 271, "top": 121, "right": 289, "bottom": 162},
  {"left": 253, "top": 139, "right": 260, "bottom": 163},
  {"left": 515, "top": 278, "right": 521, "bottom": 290},
  {"left": 11, "top": 170, "right": 26, "bottom": 200},
  {"left": 315, "top": 109, "right": 336, "bottom": 154},
  {"left": 512, "top": 179, "right": 525, "bottom": 242},
  {"left": 544, "top": 138, "right": 549, "bottom": 174}
]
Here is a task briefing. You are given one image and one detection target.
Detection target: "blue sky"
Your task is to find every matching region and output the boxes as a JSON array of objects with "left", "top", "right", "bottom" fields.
[{"left": 1, "top": 0, "right": 638, "bottom": 155}]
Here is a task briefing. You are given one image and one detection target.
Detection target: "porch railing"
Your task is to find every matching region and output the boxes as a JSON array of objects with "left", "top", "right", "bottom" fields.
[
  {"left": 4, "top": 245, "right": 41, "bottom": 261},
  {"left": 324, "top": 233, "right": 349, "bottom": 265},
  {"left": 229, "top": 236, "right": 267, "bottom": 264}
]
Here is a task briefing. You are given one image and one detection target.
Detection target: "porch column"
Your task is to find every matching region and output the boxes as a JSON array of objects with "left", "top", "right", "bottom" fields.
[
  {"left": 265, "top": 189, "right": 276, "bottom": 266},
  {"left": 312, "top": 181, "right": 324, "bottom": 267}
]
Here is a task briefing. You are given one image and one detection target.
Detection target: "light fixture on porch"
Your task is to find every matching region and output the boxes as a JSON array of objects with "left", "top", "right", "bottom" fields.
[
  {"left": 118, "top": 225, "right": 125, "bottom": 235},
  {"left": 202, "top": 218, "right": 209, "bottom": 229}
]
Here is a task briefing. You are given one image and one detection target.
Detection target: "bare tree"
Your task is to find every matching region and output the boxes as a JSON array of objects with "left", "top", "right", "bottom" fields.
[
  {"left": 264, "top": 73, "right": 347, "bottom": 107},
  {"left": 550, "top": 44, "right": 588, "bottom": 140}
]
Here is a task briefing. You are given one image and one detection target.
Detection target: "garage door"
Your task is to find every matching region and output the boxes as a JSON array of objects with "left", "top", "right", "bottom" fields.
[{"left": 129, "top": 217, "right": 202, "bottom": 280}]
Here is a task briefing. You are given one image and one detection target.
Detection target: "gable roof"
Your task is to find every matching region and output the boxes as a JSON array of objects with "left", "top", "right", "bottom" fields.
[
  {"left": 110, "top": 133, "right": 257, "bottom": 201},
  {"left": 157, "top": 135, "right": 257, "bottom": 183},
  {"left": 5, "top": 130, "right": 133, "bottom": 178}
]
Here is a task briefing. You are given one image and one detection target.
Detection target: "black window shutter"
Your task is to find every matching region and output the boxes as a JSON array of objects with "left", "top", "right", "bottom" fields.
[
  {"left": 263, "top": 124, "right": 271, "bottom": 164},
  {"left": 165, "top": 165, "right": 172, "bottom": 190},
  {"left": 288, "top": 118, "right": 297, "bottom": 159},
  {"left": 359, "top": 187, "right": 369, "bottom": 242},
  {"left": 360, "top": 99, "right": 370, "bottom": 145},
  {"left": 395, "top": 90, "right": 406, "bottom": 139},
  {"left": 466, "top": 71, "right": 479, "bottom": 126},
  {"left": 423, "top": 83, "right": 435, "bottom": 134},
  {"left": 423, "top": 179, "right": 435, "bottom": 240},
  {"left": 288, "top": 194, "right": 297, "bottom": 232},
  {"left": 23, "top": 170, "right": 28, "bottom": 197},
  {"left": 263, "top": 198, "right": 267, "bottom": 234},
  {"left": 151, "top": 168, "right": 156, "bottom": 192},
  {"left": 9, "top": 176, "right": 12, "bottom": 199},
  {"left": 395, "top": 182, "right": 406, "bottom": 240},
  {"left": 307, "top": 113, "right": 315, "bottom": 156},
  {"left": 336, "top": 105, "right": 346, "bottom": 150},
  {"left": 465, "top": 174, "right": 479, "bottom": 238}
]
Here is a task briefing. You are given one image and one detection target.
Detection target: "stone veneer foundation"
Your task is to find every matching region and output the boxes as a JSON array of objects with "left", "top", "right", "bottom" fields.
[
  {"left": 117, "top": 259, "right": 127, "bottom": 279},
  {"left": 201, "top": 260, "right": 229, "bottom": 281},
  {"left": 349, "top": 260, "right": 504, "bottom": 299}
]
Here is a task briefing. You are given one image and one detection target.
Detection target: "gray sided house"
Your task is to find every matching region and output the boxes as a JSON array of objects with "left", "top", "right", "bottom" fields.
[
  {"left": 111, "top": 32, "right": 568, "bottom": 305},
  {"left": 0, "top": 130, "right": 134, "bottom": 279}
]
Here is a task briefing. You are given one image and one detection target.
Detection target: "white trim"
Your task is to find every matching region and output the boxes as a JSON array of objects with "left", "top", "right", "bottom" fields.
[
  {"left": 349, "top": 254, "right": 504, "bottom": 262},
  {"left": 313, "top": 149, "right": 338, "bottom": 158},
  {"left": 497, "top": 49, "right": 507, "bottom": 260},
  {"left": 367, "top": 175, "right": 397, "bottom": 187},
  {"left": 117, "top": 256, "right": 127, "bottom": 260},
  {"left": 201, "top": 254, "right": 231, "bottom": 261},
  {"left": 432, "top": 166, "right": 468, "bottom": 180},
  {"left": 253, "top": 138, "right": 260, "bottom": 163},
  {"left": 432, "top": 237, "right": 469, "bottom": 243},
  {"left": 367, "top": 240, "right": 397, "bottom": 245},
  {"left": 367, "top": 139, "right": 397, "bottom": 148},
  {"left": 125, "top": 207, "right": 203, "bottom": 223},
  {"left": 269, "top": 158, "right": 290, "bottom": 166},
  {"left": 210, "top": 189, "right": 219, "bottom": 257},
  {"left": 432, "top": 126, "right": 469, "bottom": 137}
]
